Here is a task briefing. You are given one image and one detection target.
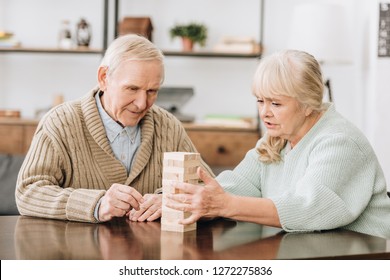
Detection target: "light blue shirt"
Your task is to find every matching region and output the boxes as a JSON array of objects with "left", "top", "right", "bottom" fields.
[{"left": 95, "top": 92, "right": 141, "bottom": 174}]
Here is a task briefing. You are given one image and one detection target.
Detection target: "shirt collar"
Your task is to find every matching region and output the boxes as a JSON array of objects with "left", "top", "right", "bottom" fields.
[{"left": 95, "top": 92, "right": 139, "bottom": 143}]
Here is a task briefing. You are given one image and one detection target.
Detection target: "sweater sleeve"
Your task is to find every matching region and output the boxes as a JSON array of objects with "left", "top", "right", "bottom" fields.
[
  {"left": 273, "top": 134, "right": 376, "bottom": 232},
  {"left": 216, "top": 148, "right": 263, "bottom": 197},
  {"left": 15, "top": 126, "right": 105, "bottom": 223}
]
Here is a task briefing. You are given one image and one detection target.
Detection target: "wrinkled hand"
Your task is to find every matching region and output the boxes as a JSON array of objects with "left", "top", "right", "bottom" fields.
[
  {"left": 128, "top": 193, "right": 162, "bottom": 222},
  {"left": 165, "top": 167, "right": 229, "bottom": 225},
  {"left": 98, "top": 183, "right": 144, "bottom": 222}
]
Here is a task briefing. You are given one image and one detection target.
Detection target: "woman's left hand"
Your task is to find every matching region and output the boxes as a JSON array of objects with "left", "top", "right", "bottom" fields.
[{"left": 165, "top": 167, "right": 229, "bottom": 224}]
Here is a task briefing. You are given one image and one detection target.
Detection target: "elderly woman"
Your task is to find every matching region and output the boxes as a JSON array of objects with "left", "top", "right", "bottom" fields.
[{"left": 167, "top": 50, "right": 390, "bottom": 238}]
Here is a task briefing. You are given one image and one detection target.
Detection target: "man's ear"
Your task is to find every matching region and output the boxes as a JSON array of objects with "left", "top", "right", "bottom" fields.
[{"left": 97, "top": 66, "right": 108, "bottom": 91}]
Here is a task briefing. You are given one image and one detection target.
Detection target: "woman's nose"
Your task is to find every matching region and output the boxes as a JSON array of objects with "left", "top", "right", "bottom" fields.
[{"left": 259, "top": 103, "right": 272, "bottom": 118}]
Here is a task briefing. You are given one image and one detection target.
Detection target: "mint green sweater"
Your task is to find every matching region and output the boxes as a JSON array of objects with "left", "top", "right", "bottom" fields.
[{"left": 217, "top": 104, "right": 390, "bottom": 238}]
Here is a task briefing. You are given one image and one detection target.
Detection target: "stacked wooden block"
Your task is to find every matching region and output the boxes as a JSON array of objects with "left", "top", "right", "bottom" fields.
[{"left": 161, "top": 152, "right": 200, "bottom": 232}]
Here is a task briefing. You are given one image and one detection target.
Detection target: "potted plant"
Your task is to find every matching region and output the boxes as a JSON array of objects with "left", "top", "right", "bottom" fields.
[{"left": 169, "top": 22, "right": 207, "bottom": 51}]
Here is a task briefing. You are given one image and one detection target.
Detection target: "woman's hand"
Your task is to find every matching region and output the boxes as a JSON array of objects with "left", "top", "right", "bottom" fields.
[{"left": 165, "top": 167, "right": 230, "bottom": 224}]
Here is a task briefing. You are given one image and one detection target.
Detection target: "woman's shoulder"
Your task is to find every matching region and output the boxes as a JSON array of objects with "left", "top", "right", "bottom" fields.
[
  {"left": 310, "top": 108, "right": 376, "bottom": 158},
  {"left": 315, "top": 105, "right": 367, "bottom": 142}
]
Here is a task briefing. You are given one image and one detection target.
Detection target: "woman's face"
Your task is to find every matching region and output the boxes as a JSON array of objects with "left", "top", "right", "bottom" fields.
[
  {"left": 98, "top": 60, "right": 163, "bottom": 127},
  {"left": 257, "top": 93, "right": 314, "bottom": 147}
]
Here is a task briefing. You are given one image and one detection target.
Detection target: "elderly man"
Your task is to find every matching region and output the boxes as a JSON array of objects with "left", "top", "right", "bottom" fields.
[{"left": 16, "top": 34, "right": 212, "bottom": 223}]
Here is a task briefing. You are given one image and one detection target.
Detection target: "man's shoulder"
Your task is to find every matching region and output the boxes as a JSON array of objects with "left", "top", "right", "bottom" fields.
[
  {"left": 43, "top": 100, "right": 80, "bottom": 122},
  {"left": 37, "top": 97, "right": 87, "bottom": 136},
  {"left": 40, "top": 88, "right": 96, "bottom": 126}
]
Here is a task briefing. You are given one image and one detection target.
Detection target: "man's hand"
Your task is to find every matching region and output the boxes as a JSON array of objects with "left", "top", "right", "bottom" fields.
[
  {"left": 98, "top": 183, "right": 144, "bottom": 222},
  {"left": 128, "top": 193, "right": 162, "bottom": 222}
]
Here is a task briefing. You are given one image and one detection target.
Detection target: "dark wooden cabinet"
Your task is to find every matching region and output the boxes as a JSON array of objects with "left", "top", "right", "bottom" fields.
[
  {"left": 0, "top": 119, "right": 260, "bottom": 169},
  {"left": 0, "top": 119, "right": 38, "bottom": 155},
  {"left": 183, "top": 123, "right": 260, "bottom": 167}
]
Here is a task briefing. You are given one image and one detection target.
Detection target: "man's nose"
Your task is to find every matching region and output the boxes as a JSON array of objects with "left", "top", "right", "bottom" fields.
[{"left": 133, "top": 91, "right": 148, "bottom": 110}]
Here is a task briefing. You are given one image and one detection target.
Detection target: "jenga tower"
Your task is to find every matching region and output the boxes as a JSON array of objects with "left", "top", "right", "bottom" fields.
[{"left": 161, "top": 152, "right": 200, "bottom": 232}]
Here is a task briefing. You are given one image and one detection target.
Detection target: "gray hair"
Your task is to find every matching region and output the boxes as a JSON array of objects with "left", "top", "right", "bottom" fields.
[
  {"left": 254, "top": 50, "right": 325, "bottom": 163},
  {"left": 100, "top": 34, "right": 165, "bottom": 81}
]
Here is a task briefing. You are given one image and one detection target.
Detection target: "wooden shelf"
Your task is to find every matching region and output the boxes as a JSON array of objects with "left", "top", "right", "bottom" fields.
[
  {"left": 0, "top": 46, "right": 104, "bottom": 54},
  {"left": 163, "top": 50, "right": 262, "bottom": 58},
  {"left": 0, "top": 47, "right": 261, "bottom": 58}
]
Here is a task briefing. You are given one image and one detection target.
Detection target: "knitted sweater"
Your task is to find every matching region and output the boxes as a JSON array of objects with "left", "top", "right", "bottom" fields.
[
  {"left": 217, "top": 104, "right": 390, "bottom": 238},
  {"left": 16, "top": 87, "right": 212, "bottom": 223}
]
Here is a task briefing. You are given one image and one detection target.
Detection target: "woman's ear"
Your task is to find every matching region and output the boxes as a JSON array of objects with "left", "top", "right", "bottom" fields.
[
  {"left": 97, "top": 66, "right": 108, "bottom": 91},
  {"left": 305, "top": 107, "right": 313, "bottom": 117}
]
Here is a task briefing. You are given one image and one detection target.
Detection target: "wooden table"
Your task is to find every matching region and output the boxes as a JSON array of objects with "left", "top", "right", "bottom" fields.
[{"left": 0, "top": 216, "right": 389, "bottom": 260}]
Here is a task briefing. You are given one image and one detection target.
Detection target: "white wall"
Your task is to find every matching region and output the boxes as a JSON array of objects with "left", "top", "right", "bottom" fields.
[
  {"left": 365, "top": 0, "right": 390, "bottom": 190},
  {"left": 0, "top": 0, "right": 104, "bottom": 116},
  {"left": 0, "top": 0, "right": 363, "bottom": 124},
  {"left": 0, "top": 0, "right": 260, "bottom": 120}
]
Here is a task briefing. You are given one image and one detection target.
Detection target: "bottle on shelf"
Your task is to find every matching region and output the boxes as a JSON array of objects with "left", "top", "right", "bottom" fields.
[{"left": 58, "top": 20, "right": 73, "bottom": 49}]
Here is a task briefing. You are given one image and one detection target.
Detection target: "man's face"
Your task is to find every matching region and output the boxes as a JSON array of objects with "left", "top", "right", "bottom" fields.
[{"left": 98, "top": 60, "right": 163, "bottom": 127}]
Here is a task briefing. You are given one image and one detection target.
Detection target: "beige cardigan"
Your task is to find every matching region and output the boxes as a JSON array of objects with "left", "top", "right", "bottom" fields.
[{"left": 16, "top": 88, "right": 212, "bottom": 223}]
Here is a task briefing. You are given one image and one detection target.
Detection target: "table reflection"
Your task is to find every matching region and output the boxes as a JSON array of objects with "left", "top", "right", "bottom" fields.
[{"left": 13, "top": 216, "right": 387, "bottom": 260}]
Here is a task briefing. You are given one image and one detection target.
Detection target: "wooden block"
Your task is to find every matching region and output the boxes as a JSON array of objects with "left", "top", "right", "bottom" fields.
[
  {"left": 186, "top": 179, "right": 199, "bottom": 184},
  {"left": 162, "top": 179, "right": 200, "bottom": 194},
  {"left": 161, "top": 222, "right": 196, "bottom": 232},
  {"left": 161, "top": 182, "right": 179, "bottom": 194},
  {"left": 163, "top": 166, "right": 198, "bottom": 174},
  {"left": 161, "top": 207, "right": 191, "bottom": 220},
  {"left": 163, "top": 152, "right": 200, "bottom": 161},
  {"left": 162, "top": 171, "right": 199, "bottom": 181},
  {"left": 163, "top": 159, "right": 201, "bottom": 168}
]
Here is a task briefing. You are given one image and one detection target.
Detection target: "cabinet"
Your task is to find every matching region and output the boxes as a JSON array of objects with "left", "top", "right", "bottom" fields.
[
  {"left": 0, "top": 119, "right": 38, "bottom": 155},
  {"left": 183, "top": 123, "right": 260, "bottom": 168},
  {"left": 0, "top": 120, "right": 260, "bottom": 169}
]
